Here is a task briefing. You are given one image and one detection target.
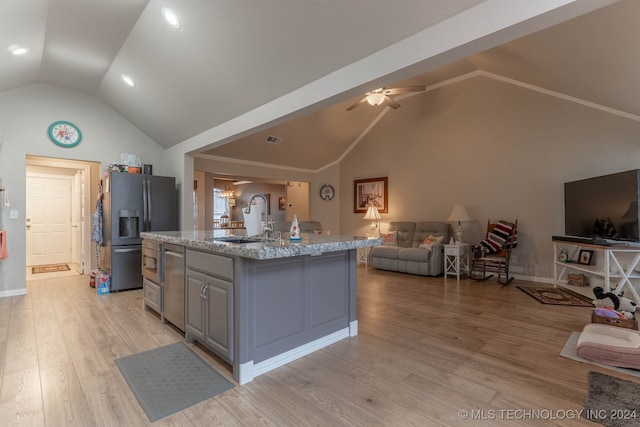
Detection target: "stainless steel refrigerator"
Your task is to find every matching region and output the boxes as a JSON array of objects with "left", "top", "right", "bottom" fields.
[{"left": 101, "top": 173, "right": 177, "bottom": 291}]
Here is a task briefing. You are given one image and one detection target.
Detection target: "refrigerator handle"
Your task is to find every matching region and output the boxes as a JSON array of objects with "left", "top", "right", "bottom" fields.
[
  {"left": 147, "top": 179, "right": 152, "bottom": 231},
  {"left": 142, "top": 178, "right": 149, "bottom": 232}
]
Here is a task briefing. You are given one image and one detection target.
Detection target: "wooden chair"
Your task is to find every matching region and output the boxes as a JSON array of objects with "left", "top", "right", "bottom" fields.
[{"left": 470, "top": 219, "right": 518, "bottom": 285}]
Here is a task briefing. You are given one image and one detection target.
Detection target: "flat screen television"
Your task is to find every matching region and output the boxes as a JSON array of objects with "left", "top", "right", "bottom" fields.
[{"left": 564, "top": 169, "right": 640, "bottom": 243}]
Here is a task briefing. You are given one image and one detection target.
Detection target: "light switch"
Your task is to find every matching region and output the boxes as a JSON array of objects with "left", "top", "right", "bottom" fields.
[{"left": 9, "top": 210, "right": 18, "bottom": 220}]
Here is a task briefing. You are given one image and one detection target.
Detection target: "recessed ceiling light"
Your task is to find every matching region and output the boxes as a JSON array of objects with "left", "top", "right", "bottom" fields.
[
  {"left": 121, "top": 74, "right": 136, "bottom": 87},
  {"left": 10, "top": 46, "right": 29, "bottom": 56},
  {"left": 161, "top": 8, "right": 181, "bottom": 29}
]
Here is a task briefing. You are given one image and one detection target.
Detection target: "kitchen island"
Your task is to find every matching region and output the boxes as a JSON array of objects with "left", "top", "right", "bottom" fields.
[{"left": 141, "top": 230, "right": 381, "bottom": 384}]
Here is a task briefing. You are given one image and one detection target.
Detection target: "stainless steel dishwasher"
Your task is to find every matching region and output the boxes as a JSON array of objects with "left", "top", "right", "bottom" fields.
[{"left": 162, "top": 243, "right": 185, "bottom": 331}]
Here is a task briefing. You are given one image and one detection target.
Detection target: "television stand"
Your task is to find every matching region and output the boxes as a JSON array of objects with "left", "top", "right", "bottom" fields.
[
  {"left": 552, "top": 238, "right": 640, "bottom": 304},
  {"left": 551, "top": 235, "right": 612, "bottom": 246}
]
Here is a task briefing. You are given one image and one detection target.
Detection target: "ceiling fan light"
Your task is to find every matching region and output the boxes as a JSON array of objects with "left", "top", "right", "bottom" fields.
[{"left": 366, "top": 92, "right": 385, "bottom": 106}]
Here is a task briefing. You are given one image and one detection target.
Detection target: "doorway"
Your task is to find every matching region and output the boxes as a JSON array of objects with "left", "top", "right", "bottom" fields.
[{"left": 25, "top": 156, "right": 100, "bottom": 278}]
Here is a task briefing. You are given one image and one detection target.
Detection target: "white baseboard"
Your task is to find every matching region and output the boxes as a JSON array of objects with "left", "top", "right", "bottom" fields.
[
  {"left": 349, "top": 320, "right": 358, "bottom": 337},
  {"left": 0, "top": 288, "right": 27, "bottom": 298},
  {"left": 237, "top": 327, "right": 350, "bottom": 384}
]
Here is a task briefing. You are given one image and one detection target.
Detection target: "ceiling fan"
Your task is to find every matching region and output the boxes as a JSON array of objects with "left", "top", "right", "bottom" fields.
[{"left": 346, "top": 85, "right": 426, "bottom": 110}]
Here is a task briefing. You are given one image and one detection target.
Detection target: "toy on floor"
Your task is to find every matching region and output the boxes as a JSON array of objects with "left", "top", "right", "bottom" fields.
[
  {"left": 594, "top": 307, "right": 626, "bottom": 319},
  {"left": 592, "top": 286, "right": 637, "bottom": 320}
]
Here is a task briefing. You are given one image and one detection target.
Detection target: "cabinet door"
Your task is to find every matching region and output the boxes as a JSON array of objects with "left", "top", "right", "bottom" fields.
[
  {"left": 185, "top": 270, "right": 205, "bottom": 341},
  {"left": 204, "top": 276, "right": 234, "bottom": 362}
]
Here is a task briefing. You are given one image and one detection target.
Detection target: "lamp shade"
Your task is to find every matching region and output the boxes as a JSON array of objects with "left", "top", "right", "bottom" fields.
[
  {"left": 363, "top": 205, "right": 382, "bottom": 220},
  {"left": 447, "top": 204, "right": 472, "bottom": 222}
]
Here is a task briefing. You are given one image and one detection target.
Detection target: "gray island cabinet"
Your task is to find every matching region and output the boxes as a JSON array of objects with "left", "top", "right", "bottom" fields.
[{"left": 141, "top": 230, "right": 381, "bottom": 384}]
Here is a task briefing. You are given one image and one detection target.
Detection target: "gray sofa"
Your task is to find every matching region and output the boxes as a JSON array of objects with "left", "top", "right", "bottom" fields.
[
  {"left": 369, "top": 221, "right": 451, "bottom": 276},
  {"left": 272, "top": 220, "right": 324, "bottom": 233}
]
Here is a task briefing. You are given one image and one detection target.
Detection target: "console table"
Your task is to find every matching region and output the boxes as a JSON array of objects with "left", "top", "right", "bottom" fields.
[{"left": 552, "top": 239, "right": 640, "bottom": 304}]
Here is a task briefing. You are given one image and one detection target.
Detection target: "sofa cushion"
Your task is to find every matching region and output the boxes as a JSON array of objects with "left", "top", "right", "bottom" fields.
[
  {"left": 272, "top": 221, "right": 323, "bottom": 233},
  {"left": 300, "top": 221, "right": 323, "bottom": 233},
  {"left": 371, "top": 245, "right": 400, "bottom": 259},
  {"left": 398, "top": 248, "right": 432, "bottom": 262},
  {"left": 388, "top": 222, "right": 416, "bottom": 248}
]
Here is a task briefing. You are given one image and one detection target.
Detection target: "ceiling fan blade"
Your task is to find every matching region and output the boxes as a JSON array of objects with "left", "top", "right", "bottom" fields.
[
  {"left": 346, "top": 97, "right": 367, "bottom": 111},
  {"left": 383, "top": 96, "right": 401, "bottom": 109},
  {"left": 383, "top": 85, "right": 426, "bottom": 95}
]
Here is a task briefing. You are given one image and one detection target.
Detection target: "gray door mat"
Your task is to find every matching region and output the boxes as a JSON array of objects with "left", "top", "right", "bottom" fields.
[{"left": 115, "top": 342, "right": 234, "bottom": 421}]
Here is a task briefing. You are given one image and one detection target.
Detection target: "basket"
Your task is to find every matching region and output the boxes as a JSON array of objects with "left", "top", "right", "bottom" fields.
[
  {"left": 568, "top": 273, "right": 589, "bottom": 287},
  {"left": 591, "top": 313, "right": 638, "bottom": 330}
]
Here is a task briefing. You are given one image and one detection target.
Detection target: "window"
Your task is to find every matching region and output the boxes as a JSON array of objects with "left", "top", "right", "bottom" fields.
[{"left": 213, "top": 188, "right": 228, "bottom": 221}]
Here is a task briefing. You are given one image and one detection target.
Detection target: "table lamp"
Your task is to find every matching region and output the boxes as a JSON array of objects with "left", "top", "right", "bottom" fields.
[
  {"left": 363, "top": 205, "right": 382, "bottom": 236},
  {"left": 447, "top": 204, "right": 472, "bottom": 243}
]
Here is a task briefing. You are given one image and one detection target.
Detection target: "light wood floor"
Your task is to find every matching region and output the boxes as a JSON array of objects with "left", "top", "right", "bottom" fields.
[{"left": 0, "top": 268, "right": 624, "bottom": 426}]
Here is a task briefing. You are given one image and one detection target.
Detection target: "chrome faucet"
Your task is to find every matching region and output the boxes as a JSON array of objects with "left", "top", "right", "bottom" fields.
[
  {"left": 243, "top": 194, "right": 268, "bottom": 220},
  {"left": 263, "top": 216, "right": 274, "bottom": 239}
]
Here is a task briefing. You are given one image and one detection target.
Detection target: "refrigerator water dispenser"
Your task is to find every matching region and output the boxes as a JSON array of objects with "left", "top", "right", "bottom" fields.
[{"left": 118, "top": 210, "right": 139, "bottom": 238}]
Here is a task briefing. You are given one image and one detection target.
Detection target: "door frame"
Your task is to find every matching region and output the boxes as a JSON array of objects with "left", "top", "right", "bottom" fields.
[{"left": 26, "top": 156, "right": 98, "bottom": 275}]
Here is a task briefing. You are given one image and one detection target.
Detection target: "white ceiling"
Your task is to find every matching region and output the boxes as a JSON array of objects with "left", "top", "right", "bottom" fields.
[{"left": 2, "top": 0, "right": 632, "bottom": 170}]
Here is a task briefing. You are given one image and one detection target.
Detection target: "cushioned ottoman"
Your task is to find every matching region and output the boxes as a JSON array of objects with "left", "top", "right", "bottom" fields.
[{"left": 577, "top": 323, "right": 640, "bottom": 369}]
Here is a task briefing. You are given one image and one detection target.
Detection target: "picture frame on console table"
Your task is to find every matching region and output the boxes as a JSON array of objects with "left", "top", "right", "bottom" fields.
[
  {"left": 578, "top": 249, "right": 594, "bottom": 265},
  {"left": 354, "top": 177, "right": 388, "bottom": 213}
]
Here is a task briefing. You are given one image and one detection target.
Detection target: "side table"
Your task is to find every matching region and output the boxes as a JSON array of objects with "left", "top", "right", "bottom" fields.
[
  {"left": 357, "top": 246, "right": 371, "bottom": 267},
  {"left": 444, "top": 243, "right": 470, "bottom": 280}
]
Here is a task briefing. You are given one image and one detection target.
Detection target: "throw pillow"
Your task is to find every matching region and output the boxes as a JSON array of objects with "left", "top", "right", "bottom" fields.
[
  {"left": 419, "top": 234, "right": 444, "bottom": 249},
  {"left": 382, "top": 231, "right": 397, "bottom": 246}
]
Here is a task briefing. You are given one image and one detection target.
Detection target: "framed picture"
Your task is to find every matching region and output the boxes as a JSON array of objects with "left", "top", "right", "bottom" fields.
[
  {"left": 354, "top": 177, "right": 388, "bottom": 213},
  {"left": 578, "top": 249, "right": 594, "bottom": 265},
  {"left": 278, "top": 196, "right": 286, "bottom": 210}
]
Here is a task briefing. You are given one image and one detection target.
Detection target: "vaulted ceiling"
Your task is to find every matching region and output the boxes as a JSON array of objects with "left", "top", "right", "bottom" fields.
[{"left": 3, "top": 0, "right": 633, "bottom": 171}]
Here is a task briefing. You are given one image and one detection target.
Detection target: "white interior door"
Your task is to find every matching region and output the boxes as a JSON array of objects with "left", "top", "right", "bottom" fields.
[{"left": 26, "top": 175, "right": 72, "bottom": 266}]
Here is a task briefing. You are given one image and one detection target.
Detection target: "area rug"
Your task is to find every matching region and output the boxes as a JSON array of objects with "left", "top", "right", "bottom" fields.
[
  {"left": 560, "top": 332, "right": 640, "bottom": 379},
  {"left": 517, "top": 286, "right": 593, "bottom": 307},
  {"left": 115, "top": 342, "right": 234, "bottom": 422},
  {"left": 583, "top": 371, "right": 640, "bottom": 427},
  {"left": 32, "top": 264, "right": 70, "bottom": 274}
]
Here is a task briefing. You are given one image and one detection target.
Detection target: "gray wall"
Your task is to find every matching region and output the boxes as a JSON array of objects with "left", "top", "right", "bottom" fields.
[
  {"left": 340, "top": 75, "right": 640, "bottom": 280},
  {"left": 0, "top": 83, "right": 167, "bottom": 295}
]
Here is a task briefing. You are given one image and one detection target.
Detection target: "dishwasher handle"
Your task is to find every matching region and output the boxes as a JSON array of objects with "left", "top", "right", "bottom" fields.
[{"left": 164, "top": 249, "right": 184, "bottom": 258}]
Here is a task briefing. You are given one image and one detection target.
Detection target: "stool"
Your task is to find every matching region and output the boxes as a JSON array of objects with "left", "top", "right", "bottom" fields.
[{"left": 577, "top": 323, "right": 640, "bottom": 369}]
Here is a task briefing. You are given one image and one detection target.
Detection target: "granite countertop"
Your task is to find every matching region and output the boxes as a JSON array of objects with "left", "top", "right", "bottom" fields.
[{"left": 141, "top": 230, "right": 382, "bottom": 260}]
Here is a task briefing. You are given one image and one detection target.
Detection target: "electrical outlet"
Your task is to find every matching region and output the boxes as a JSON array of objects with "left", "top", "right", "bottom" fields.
[
  {"left": 9, "top": 210, "right": 18, "bottom": 220},
  {"left": 511, "top": 255, "right": 518, "bottom": 263}
]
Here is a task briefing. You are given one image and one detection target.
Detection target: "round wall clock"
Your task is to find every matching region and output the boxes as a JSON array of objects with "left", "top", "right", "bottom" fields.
[
  {"left": 48, "top": 121, "right": 82, "bottom": 148},
  {"left": 320, "top": 184, "right": 335, "bottom": 201}
]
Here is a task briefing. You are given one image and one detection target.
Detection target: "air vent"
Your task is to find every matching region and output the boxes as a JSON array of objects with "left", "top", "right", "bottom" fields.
[{"left": 265, "top": 135, "right": 283, "bottom": 144}]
